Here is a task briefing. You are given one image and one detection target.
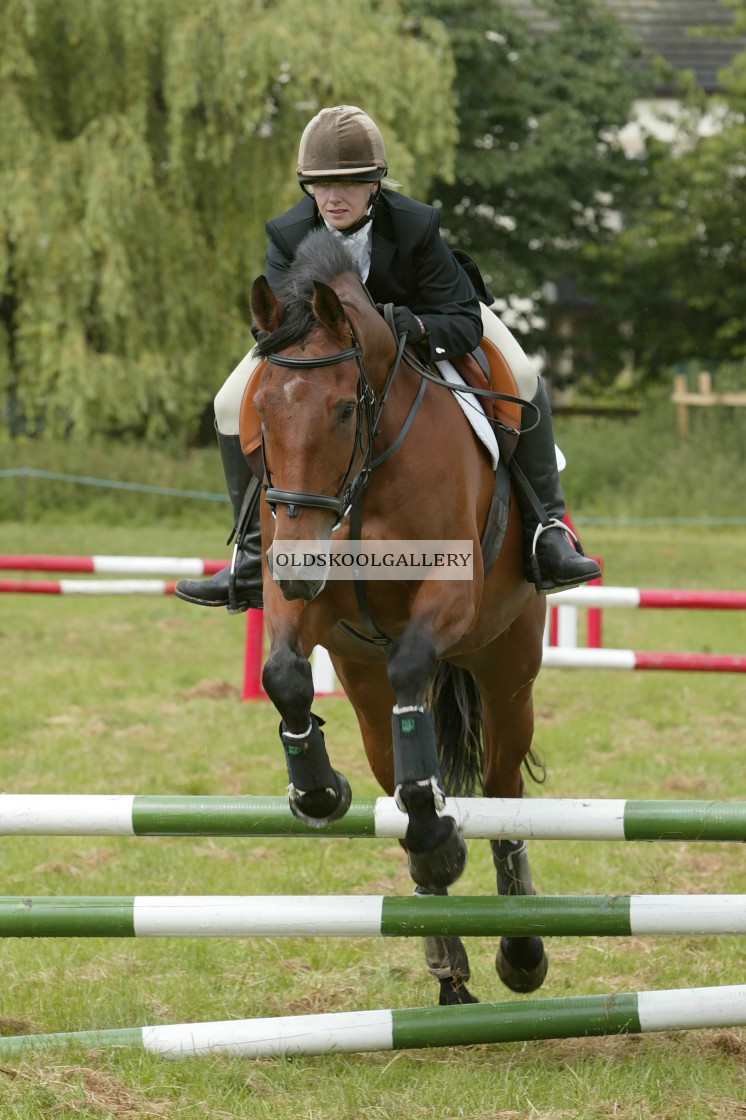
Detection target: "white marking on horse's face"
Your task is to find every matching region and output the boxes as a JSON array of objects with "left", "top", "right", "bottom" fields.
[{"left": 281, "top": 372, "right": 313, "bottom": 406}]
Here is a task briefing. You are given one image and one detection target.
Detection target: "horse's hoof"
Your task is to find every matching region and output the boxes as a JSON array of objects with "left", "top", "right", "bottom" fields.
[
  {"left": 288, "top": 771, "right": 352, "bottom": 828},
  {"left": 406, "top": 817, "right": 468, "bottom": 889},
  {"left": 495, "top": 935, "right": 548, "bottom": 993},
  {"left": 438, "top": 976, "right": 479, "bottom": 1006}
]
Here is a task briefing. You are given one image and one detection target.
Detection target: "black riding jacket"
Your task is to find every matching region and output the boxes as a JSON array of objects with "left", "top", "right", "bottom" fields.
[{"left": 264, "top": 189, "right": 483, "bottom": 363}]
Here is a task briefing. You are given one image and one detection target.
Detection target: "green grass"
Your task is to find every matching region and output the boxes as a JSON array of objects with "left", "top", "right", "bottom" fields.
[
  {"left": 2, "top": 386, "right": 745, "bottom": 526},
  {"left": 0, "top": 520, "right": 745, "bottom": 1116},
  {"left": 553, "top": 401, "right": 746, "bottom": 521}
]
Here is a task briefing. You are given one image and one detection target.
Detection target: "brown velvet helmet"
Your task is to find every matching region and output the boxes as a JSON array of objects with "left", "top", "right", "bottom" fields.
[{"left": 297, "top": 105, "right": 388, "bottom": 184}]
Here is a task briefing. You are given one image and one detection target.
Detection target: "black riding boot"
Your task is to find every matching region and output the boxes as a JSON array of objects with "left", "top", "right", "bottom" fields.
[
  {"left": 511, "top": 381, "right": 601, "bottom": 592},
  {"left": 174, "top": 430, "right": 264, "bottom": 613}
]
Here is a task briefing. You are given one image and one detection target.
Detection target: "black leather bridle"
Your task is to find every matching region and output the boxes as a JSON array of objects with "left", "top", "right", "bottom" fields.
[
  {"left": 261, "top": 318, "right": 411, "bottom": 530},
  {"left": 256, "top": 298, "right": 533, "bottom": 646},
  {"left": 259, "top": 298, "right": 531, "bottom": 535}
]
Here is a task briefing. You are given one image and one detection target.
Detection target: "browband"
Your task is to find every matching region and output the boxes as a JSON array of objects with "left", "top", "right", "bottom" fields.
[{"left": 267, "top": 345, "right": 362, "bottom": 369}]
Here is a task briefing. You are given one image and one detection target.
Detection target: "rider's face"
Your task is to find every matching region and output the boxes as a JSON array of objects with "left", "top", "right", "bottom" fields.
[{"left": 309, "top": 181, "right": 377, "bottom": 229}]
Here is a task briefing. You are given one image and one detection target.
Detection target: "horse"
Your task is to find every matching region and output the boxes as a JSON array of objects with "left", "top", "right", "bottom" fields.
[{"left": 242, "top": 227, "right": 548, "bottom": 1005}]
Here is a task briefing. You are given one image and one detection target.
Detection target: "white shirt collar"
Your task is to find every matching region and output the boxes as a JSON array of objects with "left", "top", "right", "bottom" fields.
[{"left": 322, "top": 219, "right": 373, "bottom": 282}]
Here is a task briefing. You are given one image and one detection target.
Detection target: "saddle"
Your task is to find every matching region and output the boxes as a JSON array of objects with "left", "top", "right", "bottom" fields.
[
  {"left": 450, "top": 338, "right": 521, "bottom": 464},
  {"left": 239, "top": 323, "right": 522, "bottom": 619},
  {"left": 445, "top": 339, "right": 521, "bottom": 578}
]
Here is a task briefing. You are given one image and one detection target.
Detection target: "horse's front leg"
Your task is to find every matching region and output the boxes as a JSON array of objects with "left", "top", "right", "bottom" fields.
[
  {"left": 262, "top": 636, "right": 351, "bottom": 827},
  {"left": 387, "top": 626, "right": 467, "bottom": 889}
]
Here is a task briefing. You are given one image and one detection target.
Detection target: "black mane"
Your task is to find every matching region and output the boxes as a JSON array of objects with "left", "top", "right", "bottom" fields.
[{"left": 254, "top": 228, "right": 361, "bottom": 358}]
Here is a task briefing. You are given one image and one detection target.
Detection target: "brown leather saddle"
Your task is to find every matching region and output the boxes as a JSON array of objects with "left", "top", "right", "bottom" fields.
[
  {"left": 239, "top": 326, "right": 523, "bottom": 590},
  {"left": 451, "top": 337, "right": 521, "bottom": 464},
  {"left": 449, "top": 337, "right": 522, "bottom": 576}
]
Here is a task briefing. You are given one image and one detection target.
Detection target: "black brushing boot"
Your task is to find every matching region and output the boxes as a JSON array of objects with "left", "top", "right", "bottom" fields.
[
  {"left": 174, "top": 429, "right": 264, "bottom": 613},
  {"left": 511, "top": 380, "right": 601, "bottom": 591}
]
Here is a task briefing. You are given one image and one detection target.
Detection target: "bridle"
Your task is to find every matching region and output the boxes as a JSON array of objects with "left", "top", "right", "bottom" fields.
[
  {"left": 261, "top": 315, "right": 411, "bottom": 530},
  {"left": 259, "top": 295, "right": 531, "bottom": 533},
  {"left": 257, "top": 295, "right": 532, "bottom": 647}
]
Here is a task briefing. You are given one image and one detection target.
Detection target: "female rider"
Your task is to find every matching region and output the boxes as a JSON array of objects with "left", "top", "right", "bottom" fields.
[{"left": 175, "top": 105, "right": 599, "bottom": 610}]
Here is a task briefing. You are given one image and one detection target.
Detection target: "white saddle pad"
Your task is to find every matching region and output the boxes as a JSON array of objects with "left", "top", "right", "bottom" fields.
[
  {"left": 435, "top": 360, "right": 499, "bottom": 470},
  {"left": 435, "top": 360, "right": 566, "bottom": 473}
]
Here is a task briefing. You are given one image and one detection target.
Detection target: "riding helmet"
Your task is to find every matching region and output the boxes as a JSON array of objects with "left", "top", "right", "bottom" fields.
[{"left": 297, "top": 105, "right": 388, "bottom": 183}]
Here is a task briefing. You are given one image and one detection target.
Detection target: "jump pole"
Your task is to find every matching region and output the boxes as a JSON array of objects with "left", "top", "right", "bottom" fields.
[
  {"left": 0, "top": 554, "right": 225, "bottom": 575},
  {"left": 542, "top": 648, "right": 746, "bottom": 672},
  {"left": 0, "top": 578, "right": 179, "bottom": 596},
  {"left": 1, "top": 794, "right": 745, "bottom": 840},
  {"left": 242, "top": 609, "right": 341, "bottom": 700},
  {"left": 2, "top": 894, "right": 746, "bottom": 938},
  {"left": 546, "top": 551, "right": 603, "bottom": 649},
  {"left": 2, "top": 984, "right": 746, "bottom": 1058},
  {"left": 4, "top": 557, "right": 742, "bottom": 610},
  {"left": 550, "top": 587, "right": 746, "bottom": 610}
]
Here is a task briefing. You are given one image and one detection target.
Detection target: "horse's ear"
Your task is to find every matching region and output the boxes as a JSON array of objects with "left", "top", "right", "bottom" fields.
[
  {"left": 312, "top": 280, "right": 350, "bottom": 343},
  {"left": 251, "top": 276, "right": 284, "bottom": 333}
]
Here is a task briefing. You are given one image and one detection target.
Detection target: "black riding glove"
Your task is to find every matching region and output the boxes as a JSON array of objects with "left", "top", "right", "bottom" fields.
[{"left": 392, "top": 306, "right": 428, "bottom": 345}]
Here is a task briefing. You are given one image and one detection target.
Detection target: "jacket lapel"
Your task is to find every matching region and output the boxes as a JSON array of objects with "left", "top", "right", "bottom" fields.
[{"left": 366, "top": 202, "right": 397, "bottom": 295}]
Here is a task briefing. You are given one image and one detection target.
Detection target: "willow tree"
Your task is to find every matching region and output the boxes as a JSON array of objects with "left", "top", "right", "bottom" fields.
[{"left": 0, "top": 0, "right": 456, "bottom": 443}]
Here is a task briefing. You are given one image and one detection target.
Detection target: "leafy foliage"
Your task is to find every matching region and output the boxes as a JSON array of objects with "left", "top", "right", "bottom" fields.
[
  {"left": 3, "top": 0, "right": 745, "bottom": 427},
  {"left": 0, "top": 0, "right": 456, "bottom": 443},
  {"left": 575, "top": 0, "right": 746, "bottom": 383},
  {"left": 407, "top": 0, "right": 648, "bottom": 341}
]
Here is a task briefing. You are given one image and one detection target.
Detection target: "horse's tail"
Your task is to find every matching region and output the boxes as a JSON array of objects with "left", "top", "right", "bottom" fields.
[
  {"left": 429, "top": 662, "right": 483, "bottom": 797},
  {"left": 429, "top": 662, "right": 546, "bottom": 796}
]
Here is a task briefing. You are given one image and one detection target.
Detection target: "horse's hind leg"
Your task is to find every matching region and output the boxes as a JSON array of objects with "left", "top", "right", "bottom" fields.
[
  {"left": 476, "top": 612, "right": 549, "bottom": 994},
  {"left": 416, "top": 887, "right": 478, "bottom": 1005},
  {"left": 262, "top": 638, "right": 351, "bottom": 827},
  {"left": 336, "top": 657, "right": 475, "bottom": 1006},
  {"left": 492, "top": 830, "right": 548, "bottom": 993}
]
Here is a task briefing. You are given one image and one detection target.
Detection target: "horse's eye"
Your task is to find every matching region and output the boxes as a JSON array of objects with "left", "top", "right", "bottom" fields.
[{"left": 338, "top": 402, "right": 356, "bottom": 423}]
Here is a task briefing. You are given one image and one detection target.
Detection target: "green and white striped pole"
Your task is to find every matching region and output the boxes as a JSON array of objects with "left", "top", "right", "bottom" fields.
[
  {"left": 1, "top": 894, "right": 746, "bottom": 938},
  {"left": 1, "top": 794, "right": 745, "bottom": 840},
  {"left": 2, "top": 985, "right": 746, "bottom": 1058}
]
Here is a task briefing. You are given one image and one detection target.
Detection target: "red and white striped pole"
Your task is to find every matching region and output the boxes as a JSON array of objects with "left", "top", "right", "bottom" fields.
[
  {"left": 550, "top": 587, "right": 746, "bottom": 610},
  {"left": 0, "top": 578, "right": 179, "bottom": 596},
  {"left": 542, "top": 648, "right": 746, "bottom": 672},
  {"left": 0, "top": 554, "right": 225, "bottom": 575},
  {"left": 242, "top": 610, "right": 265, "bottom": 700}
]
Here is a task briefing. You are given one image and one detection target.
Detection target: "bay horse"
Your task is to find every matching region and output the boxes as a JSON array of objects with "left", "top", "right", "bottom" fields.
[{"left": 243, "top": 228, "right": 548, "bottom": 1005}]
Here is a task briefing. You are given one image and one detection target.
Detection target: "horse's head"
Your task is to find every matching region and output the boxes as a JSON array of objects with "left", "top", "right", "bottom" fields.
[{"left": 250, "top": 230, "right": 393, "bottom": 602}]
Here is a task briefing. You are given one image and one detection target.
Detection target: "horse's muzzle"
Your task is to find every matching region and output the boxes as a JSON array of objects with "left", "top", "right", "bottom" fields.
[
  {"left": 266, "top": 543, "right": 329, "bottom": 601},
  {"left": 276, "top": 576, "right": 327, "bottom": 602}
]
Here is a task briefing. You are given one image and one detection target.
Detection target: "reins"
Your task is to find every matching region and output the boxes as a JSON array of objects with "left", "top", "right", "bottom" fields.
[
  {"left": 384, "top": 311, "right": 540, "bottom": 438},
  {"left": 260, "top": 312, "right": 413, "bottom": 530},
  {"left": 260, "top": 296, "right": 542, "bottom": 525},
  {"left": 257, "top": 294, "right": 540, "bottom": 648}
]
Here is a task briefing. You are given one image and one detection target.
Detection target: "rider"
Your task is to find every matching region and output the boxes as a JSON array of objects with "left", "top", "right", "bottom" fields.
[{"left": 175, "top": 105, "right": 600, "bottom": 611}]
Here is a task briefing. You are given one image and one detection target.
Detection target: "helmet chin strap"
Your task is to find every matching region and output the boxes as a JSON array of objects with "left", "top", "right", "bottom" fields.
[
  {"left": 309, "top": 183, "right": 381, "bottom": 235},
  {"left": 339, "top": 210, "right": 373, "bottom": 235},
  {"left": 337, "top": 184, "right": 381, "bottom": 234}
]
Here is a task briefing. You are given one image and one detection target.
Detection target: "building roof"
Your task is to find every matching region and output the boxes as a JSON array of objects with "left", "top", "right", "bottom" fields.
[
  {"left": 505, "top": 1, "right": 746, "bottom": 93},
  {"left": 614, "top": 1, "right": 745, "bottom": 92}
]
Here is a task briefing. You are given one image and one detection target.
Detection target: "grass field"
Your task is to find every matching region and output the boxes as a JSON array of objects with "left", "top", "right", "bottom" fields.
[{"left": 1, "top": 520, "right": 745, "bottom": 1118}]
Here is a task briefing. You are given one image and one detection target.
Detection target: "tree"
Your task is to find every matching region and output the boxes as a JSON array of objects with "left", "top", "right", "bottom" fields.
[
  {"left": 405, "top": 0, "right": 647, "bottom": 363},
  {"left": 575, "top": 0, "right": 746, "bottom": 383},
  {"left": 0, "top": 0, "right": 457, "bottom": 443}
]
